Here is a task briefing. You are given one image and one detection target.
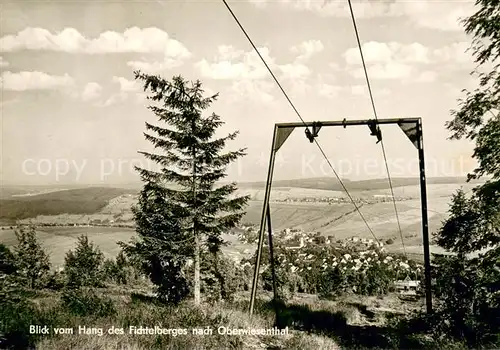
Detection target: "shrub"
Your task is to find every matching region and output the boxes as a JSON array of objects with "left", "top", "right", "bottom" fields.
[
  {"left": 262, "top": 265, "right": 295, "bottom": 301},
  {"left": 64, "top": 235, "right": 105, "bottom": 288},
  {"left": 0, "top": 244, "right": 17, "bottom": 275},
  {"left": 193, "top": 251, "right": 247, "bottom": 303},
  {"left": 102, "top": 258, "right": 119, "bottom": 283},
  {"left": 12, "top": 226, "right": 51, "bottom": 289},
  {"left": 45, "top": 270, "right": 66, "bottom": 291},
  {"left": 101, "top": 255, "right": 133, "bottom": 285},
  {"left": 0, "top": 295, "right": 37, "bottom": 349},
  {"left": 430, "top": 249, "right": 500, "bottom": 347},
  {"left": 61, "top": 287, "right": 115, "bottom": 317},
  {"left": 317, "top": 268, "right": 344, "bottom": 300}
]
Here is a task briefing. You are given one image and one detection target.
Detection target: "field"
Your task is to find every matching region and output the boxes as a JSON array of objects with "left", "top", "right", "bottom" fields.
[
  {"left": 0, "top": 225, "right": 257, "bottom": 268},
  {"left": 0, "top": 177, "right": 483, "bottom": 264}
]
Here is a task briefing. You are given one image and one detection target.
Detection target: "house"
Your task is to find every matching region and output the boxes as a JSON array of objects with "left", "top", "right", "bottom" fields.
[
  {"left": 395, "top": 278, "right": 421, "bottom": 299},
  {"left": 285, "top": 237, "right": 305, "bottom": 250}
]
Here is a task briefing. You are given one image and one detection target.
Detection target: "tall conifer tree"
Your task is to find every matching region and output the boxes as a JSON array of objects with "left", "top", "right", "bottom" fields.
[{"left": 120, "top": 72, "right": 249, "bottom": 304}]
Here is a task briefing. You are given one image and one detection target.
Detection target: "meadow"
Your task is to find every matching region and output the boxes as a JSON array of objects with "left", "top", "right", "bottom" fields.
[{"left": 0, "top": 176, "right": 480, "bottom": 266}]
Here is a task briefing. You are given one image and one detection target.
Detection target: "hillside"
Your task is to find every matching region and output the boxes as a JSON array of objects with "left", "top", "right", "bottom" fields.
[
  {"left": 0, "top": 187, "right": 138, "bottom": 225},
  {"left": 0, "top": 177, "right": 482, "bottom": 249},
  {"left": 0, "top": 176, "right": 482, "bottom": 267},
  {"left": 236, "top": 176, "right": 485, "bottom": 192}
]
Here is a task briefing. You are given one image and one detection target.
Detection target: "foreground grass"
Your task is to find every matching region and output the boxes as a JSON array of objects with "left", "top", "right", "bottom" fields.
[
  {"left": 3, "top": 286, "right": 339, "bottom": 350},
  {"left": 2, "top": 285, "right": 473, "bottom": 350}
]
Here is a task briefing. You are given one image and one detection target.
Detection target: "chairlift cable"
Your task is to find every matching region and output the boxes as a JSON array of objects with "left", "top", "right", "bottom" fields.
[
  {"left": 221, "top": 0, "right": 380, "bottom": 244},
  {"left": 346, "top": 0, "right": 407, "bottom": 257}
]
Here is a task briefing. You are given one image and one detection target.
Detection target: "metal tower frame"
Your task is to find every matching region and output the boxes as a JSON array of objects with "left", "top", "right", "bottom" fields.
[{"left": 248, "top": 117, "right": 433, "bottom": 316}]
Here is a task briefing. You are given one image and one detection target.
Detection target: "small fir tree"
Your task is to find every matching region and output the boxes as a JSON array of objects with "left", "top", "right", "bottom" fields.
[
  {"left": 13, "top": 226, "right": 51, "bottom": 289},
  {"left": 120, "top": 72, "right": 250, "bottom": 304},
  {"left": 64, "top": 235, "right": 105, "bottom": 288}
]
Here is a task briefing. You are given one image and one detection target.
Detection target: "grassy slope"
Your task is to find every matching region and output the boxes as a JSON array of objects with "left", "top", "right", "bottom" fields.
[
  {"left": 26, "top": 285, "right": 440, "bottom": 350},
  {"left": 24, "top": 284, "right": 427, "bottom": 350},
  {"left": 19, "top": 286, "right": 341, "bottom": 350}
]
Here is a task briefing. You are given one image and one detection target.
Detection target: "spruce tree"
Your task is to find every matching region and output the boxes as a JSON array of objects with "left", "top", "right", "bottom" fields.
[{"left": 120, "top": 72, "right": 250, "bottom": 304}]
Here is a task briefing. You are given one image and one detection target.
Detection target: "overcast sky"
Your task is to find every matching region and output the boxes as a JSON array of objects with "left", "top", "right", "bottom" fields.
[{"left": 0, "top": 0, "right": 480, "bottom": 185}]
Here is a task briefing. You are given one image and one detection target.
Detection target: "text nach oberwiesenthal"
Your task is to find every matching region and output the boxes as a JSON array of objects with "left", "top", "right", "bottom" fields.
[{"left": 30, "top": 325, "right": 289, "bottom": 337}]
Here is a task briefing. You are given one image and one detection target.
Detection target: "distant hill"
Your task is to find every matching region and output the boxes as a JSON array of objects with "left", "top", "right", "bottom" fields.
[
  {"left": 0, "top": 187, "right": 137, "bottom": 225},
  {"left": 236, "top": 176, "right": 485, "bottom": 191},
  {"left": 0, "top": 176, "right": 486, "bottom": 225}
]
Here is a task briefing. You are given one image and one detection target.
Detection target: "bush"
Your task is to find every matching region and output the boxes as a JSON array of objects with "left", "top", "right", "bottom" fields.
[
  {"left": 64, "top": 235, "right": 105, "bottom": 288},
  {"left": 0, "top": 295, "right": 38, "bottom": 349},
  {"left": 0, "top": 244, "right": 17, "bottom": 275},
  {"left": 45, "top": 270, "right": 66, "bottom": 291},
  {"left": 61, "top": 287, "right": 115, "bottom": 317},
  {"left": 317, "top": 268, "right": 344, "bottom": 300},
  {"left": 196, "top": 251, "right": 246, "bottom": 303},
  {"left": 102, "top": 258, "right": 119, "bottom": 283},
  {"left": 430, "top": 250, "right": 500, "bottom": 348},
  {"left": 262, "top": 265, "right": 296, "bottom": 301},
  {"left": 12, "top": 226, "right": 51, "bottom": 289}
]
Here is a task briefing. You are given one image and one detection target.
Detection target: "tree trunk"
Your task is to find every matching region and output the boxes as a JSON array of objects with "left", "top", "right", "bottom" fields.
[
  {"left": 192, "top": 120, "right": 200, "bottom": 305},
  {"left": 194, "top": 233, "right": 200, "bottom": 304}
]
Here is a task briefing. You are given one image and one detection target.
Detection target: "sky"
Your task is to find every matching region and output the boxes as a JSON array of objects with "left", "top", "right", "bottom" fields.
[{"left": 0, "top": 0, "right": 482, "bottom": 185}]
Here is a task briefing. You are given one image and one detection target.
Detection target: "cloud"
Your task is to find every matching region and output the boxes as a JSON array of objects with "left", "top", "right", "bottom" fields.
[
  {"left": 112, "top": 76, "right": 140, "bottom": 92},
  {"left": 0, "top": 71, "right": 74, "bottom": 91},
  {"left": 289, "top": 80, "right": 312, "bottom": 96},
  {"left": 81, "top": 82, "right": 102, "bottom": 101},
  {"left": 345, "top": 41, "right": 472, "bottom": 66},
  {"left": 276, "top": 0, "right": 403, "bottom": 19},
  {"left": 230, "top": 79, "right": 275, "bottom": 104},
  {"left": 432, "top": 42, "right": 472, "bottom": 64},
  {"left": 344, "top": 41, "right": 432, "bottom": 65},
  {"left": 351, "top": 85, "right": 366, "bottom": 96},
  {"left": 350, "top": 62, "right": 413, "bottom": 80},
  {"left": 101, "top": 92, "right": 129, "bottom": 107},
  {"left": 197, "top": 46, "right": 313, "bottom": 81},
  {"left": 0, "top": 27, "right": 191, "bottom": 64},
  {"left": 196, "top": 44, "right": 316, "bottom": 100},
  {"left": 400, "top": 2, "right": 475, "bottom": 32},
  {"left": 195, "top": 46, "right": 274, "bottom": 80},
  {"left": 318, "top": 83, "right": 341, "bottom": 98},
  {"left": 278, "top": 63, "right": 311, "bottom": 80},
  {"left": 0, "top": 56, "right": 9, "bottom": 67},
  {"left": 250, "top": 0, "right": 474, "bottom": 32},
  {"left": 344, "top": 41, "right": 473, "bottom": 81},
  {"left": 291, "top": 40, "right": 324, "bottom": 61},
  {"left": 217, "top": 45, "right": 245, "bottom": 61},
  {"left": 99, "top": 91, "right": 149, "bottom": 107},
  {"left": 126, "top": 58, "right": 185, "bottom": 74},
  {"left": 278, "top": 62, "right": 312, "bottom": 95},
  {"left": 351, "top": 85, "right": 390, "bottom": 96},
  {"left": 98, "top": 77, "right": 148, "bottom": 107},
  {"left": 415, "top": 70, "right": 438, "bottom": 83}
]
